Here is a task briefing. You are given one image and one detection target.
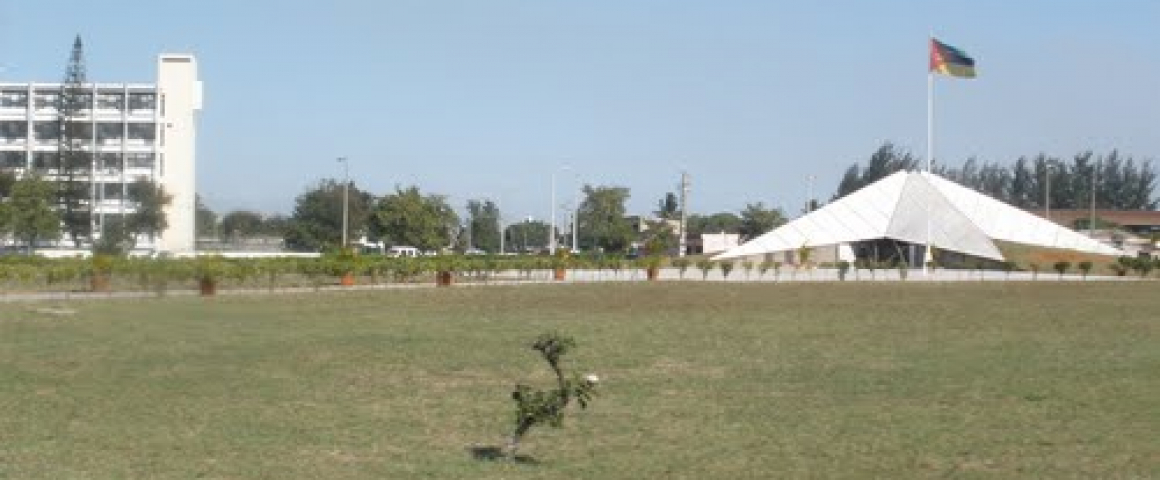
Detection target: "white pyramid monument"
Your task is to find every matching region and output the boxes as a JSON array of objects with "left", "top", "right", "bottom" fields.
[{"left": 713, "top": 171, "right": 1122, "bottom": 261}]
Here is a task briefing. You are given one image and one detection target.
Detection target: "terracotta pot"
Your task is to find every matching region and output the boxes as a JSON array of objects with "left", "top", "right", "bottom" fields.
[
  {"left": 90, "top": 273, "right": 111, "bottom": 292},
  {"left": 199, "top": 278, "right": 217, "bottom": 297},
  {"left": 646, "top": 266, "right": 660, "bottom": 281},
  {"left": 553, "top": 268, "right": 566, "bottom": 281},
  {"left": 436, "top": 271, "right": 453, "bottom": 287},
  {"left": 340, "top": 272, "right": 356, "bottom": 286}
]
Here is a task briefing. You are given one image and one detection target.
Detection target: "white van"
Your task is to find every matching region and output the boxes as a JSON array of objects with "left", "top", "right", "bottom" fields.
[{"left": 387, "top": 246, "right": 420, "bottom": 258}]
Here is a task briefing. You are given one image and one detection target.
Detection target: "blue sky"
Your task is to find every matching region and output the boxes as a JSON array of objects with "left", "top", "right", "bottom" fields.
[{"left": 2, "top": 1, "right": 1157, "bottom": 222}]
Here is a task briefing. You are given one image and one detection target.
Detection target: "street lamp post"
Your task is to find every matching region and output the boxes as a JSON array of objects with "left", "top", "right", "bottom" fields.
[
  {"left": 571, "top": 173, "right": 580, "bottom": 252},
  {"left": 338, "top": 157, "right": 349, "bottom": 248},
  {"left": 550, "top": 172, "right": 557, "bottom": 255},
  {"left": 549, "top": 165, "right": 573, "bottom": 255}
]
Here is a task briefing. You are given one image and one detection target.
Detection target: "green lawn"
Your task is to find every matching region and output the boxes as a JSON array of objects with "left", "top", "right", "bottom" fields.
[{"left": 1, "top": 283, "right": 1158, "bottom": 479}]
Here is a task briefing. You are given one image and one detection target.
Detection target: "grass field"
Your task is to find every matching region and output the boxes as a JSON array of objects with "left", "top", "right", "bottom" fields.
[{"left": 1, "top": 282, "right": 1158, "bottom": 479}]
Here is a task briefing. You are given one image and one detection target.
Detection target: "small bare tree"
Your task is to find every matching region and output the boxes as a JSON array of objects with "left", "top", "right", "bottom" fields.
[{"left": 508, "top": 333, "right": 598, "bottom": 459}]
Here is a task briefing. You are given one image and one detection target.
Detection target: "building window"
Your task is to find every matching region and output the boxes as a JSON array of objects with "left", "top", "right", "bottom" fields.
[
  {"left": 98, "top": 152, "right": 122, "bottom": 172},
  {"left": 126, "top": 153, "right": 154, "bottom": 169},
  {"left": 96, "top": 92, "right": 125, "bottom": 112},
  {"left": 0, "top": 151, "right": 25, "bottom": 169},
  {"left": 101, "top": 183, "right": 124, "bottom": 200},
  {"left": 96, "top": 123, "right": 124, "bottom": 144},
  {"left": 60, "top": 122, "right": 93, "bottom": 141},
  {"left": 0, "top": 90, "right": 28, "bottom": 109},
  {"left": 60, "top": 92, "right": 93, "bottom": 113},
  {"left": 0, "top": 121, "right": 27, "bottom": 145},
  {"left": 126, "top": 123, "right": 155, "bottom": 144},
  {"left": 33, "top": 151, "right": 56, "bottom": 170},
  {"left": 128, "top": 92, "right": 156, "bottom": 113},
  {"left": 34, "top": 121, "right": 60, "bottom": 144},
  {"left": 33, "top": 90, "right": 59, "bottom": 112}
]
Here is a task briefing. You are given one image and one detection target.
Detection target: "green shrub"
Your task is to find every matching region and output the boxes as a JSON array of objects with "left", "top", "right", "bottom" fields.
[{"left": 1078, "top": 261, "right": 1093, "bottom": 279}]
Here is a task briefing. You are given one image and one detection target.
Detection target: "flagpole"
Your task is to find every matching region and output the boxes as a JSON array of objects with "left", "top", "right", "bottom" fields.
[{"left": 924, "top": 37, "right": 935, "bottom": 275}]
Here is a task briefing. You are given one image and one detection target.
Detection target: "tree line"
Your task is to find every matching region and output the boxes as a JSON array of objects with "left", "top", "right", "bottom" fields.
[
  {"left": 834, "top": 143, "right": 1157, "bottom": 211},
  {"left": 200, "top": 181, "right": 790, "bottom": 255},
  {"left": 201, "top": 142, "right": 1156, "bottom": 255}
]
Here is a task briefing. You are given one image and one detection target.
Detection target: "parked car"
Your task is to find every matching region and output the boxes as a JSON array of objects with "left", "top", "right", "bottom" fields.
[{"left": 387, "top": 246, "right": 420, "bottom": 257}]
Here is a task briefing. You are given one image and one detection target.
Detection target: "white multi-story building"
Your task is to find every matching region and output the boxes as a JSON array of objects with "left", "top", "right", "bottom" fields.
[{"left": 0, "top": 54, "right": 201, "bottom": 254}]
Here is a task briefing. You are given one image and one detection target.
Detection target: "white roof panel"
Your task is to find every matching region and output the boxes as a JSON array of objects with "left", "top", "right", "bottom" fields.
[{"left": 715, "top": 171, "right": 1124, "bottom": 261}]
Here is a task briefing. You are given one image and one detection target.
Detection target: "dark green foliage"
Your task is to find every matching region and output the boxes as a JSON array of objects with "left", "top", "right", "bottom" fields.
[
  {"left": 655, "top": 192, "right": 680, "bottom": 220},
  {"left": 195, "top": 194, "right": 218, "bottom": 237},
  {"left": 739, "top": 202, "right": 786, "bottom": 240},
  {"left": 285, "top": 179, "right": 374, "bottom": 251},
  {"left": 686, "top": 212, "right": 742, "bottom": 235},
  {"left": 835, "top": 144, "right": 1156, "bottom": 210},
  {"left": 126, "top": 179, "right": 172, "bottom": 244},
  {"left": 1078, "top": 261, "right": 1093, "bottom": 279},
  {"left": 1053, "top": 261, "right": 1072, "bottom": 279},
  {"left": 578, "top": 185, "right": 634, "bottom": 253},
  {"left": 56, "top": 35, "right": 92, "bottom": 246},
  {"left": 466, "top": 199, "right": 502, "bottom": 253},
  {"left": 4, "top": 175, "right": 61, "bottom": 252},
  {"left": 368, "top": 185, "right": 457, "bottom": 252},
  {"left": 92, "top": 215, "right": 134, "bottom": 255},
  {"left": 833, "top": 143, "right": 919, "bottom": 200},
  {"left": 505, "top": 220, "right": 550, "bottom": 253},
  {"left": 641, "top": 220, "right": 677, "bottom": 255},
  {"left": 221, "top": 210, "right": 264, "bottom": 241}
]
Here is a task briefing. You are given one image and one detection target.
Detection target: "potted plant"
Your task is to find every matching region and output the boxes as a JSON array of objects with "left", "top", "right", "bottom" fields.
[
  {"left": 89, "top": 253, "right": 116, "bottom": 292},
  {"left": 643, "top": 254, "right": 663, "bottom": 281},
  {"left": 330, "top": 247, "right": 361, "bottom": 286},
  {"left": 435, "top": 256, "right": 461, "bottom": 287},
  {"left": 551, "top": 250, "right": 571, "bottom": 281},
  {"left": 194, "top": 255, "right": 226, "bottom": 296}
]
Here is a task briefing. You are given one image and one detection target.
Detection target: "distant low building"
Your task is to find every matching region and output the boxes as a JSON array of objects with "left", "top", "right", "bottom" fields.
[
  {"left": 700, "top": 233, "right": 741, "bottom": 255},
  {"left": 1038, "top": 209, "right": 1160, "bottom": 234}
]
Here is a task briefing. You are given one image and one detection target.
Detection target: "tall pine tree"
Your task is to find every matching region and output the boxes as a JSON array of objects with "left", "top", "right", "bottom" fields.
[{"left": 56, "top": 35, "right": 92, "bottom": 247}]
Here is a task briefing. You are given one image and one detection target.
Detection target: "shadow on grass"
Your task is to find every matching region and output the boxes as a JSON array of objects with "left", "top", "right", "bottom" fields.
[{"left": 467, "top": 445, "right": 539, "bottom": 465}]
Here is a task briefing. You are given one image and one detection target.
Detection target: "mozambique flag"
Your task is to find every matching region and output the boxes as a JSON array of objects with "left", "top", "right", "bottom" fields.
[{"left": 929, "top": 38, "right": 976, "bottom": 78}]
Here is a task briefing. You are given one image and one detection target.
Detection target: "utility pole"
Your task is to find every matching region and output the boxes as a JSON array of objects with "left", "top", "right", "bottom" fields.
[
  {"left": 806, "top": 174, "right": 816, "bottom": 214},
  {"left": 1044, "top": 160, "right": 1051, "bottom": 222},
  {"left": 338, "top": 157, "right": 349, "bottom": 248},
  {"left": 571, "top": 179, "right": 579, "bottom": 252},
  {"left": 678, "top": 171, "right": 690, "bottom": 257},
  {"left": 1089, "top": 158, "right": 1099, "bottom": 234}
]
